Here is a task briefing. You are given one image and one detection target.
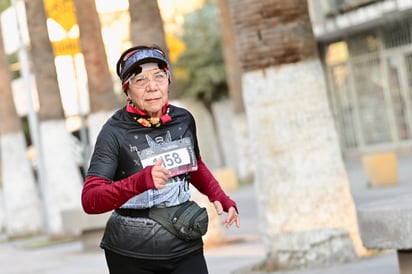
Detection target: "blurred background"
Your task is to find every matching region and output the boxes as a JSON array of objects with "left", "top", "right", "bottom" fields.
[{"left": 0, "top": 0, "right": 412, "bottom": 272}]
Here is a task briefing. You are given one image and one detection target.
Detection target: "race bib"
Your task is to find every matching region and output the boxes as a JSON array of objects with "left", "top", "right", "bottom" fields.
[{"left": 140, "top": 137, "right": 198, "bottom": 177}]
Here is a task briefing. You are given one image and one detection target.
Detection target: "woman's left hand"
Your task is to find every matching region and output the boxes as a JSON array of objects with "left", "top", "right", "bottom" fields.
[{"left": 213, "top": 201, "right": 240, "bottom": 228}]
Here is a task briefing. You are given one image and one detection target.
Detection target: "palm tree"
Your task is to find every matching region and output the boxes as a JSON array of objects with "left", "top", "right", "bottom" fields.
[
  {"left": 0, "top": 17, "right": 42, "bottom": 236},
  {"left": 216, "top": 0, "right": 252, "bottom": 182},
  {"left": 128, "top": 0, "right": 176, "bottom": 99},
  {"left": 216, "top": 0, "right": 243, "bottom": 113},
  {"left": 25, "top": 0, "right": 83, "bottom": 235},
  {"left": 228, "top": 0, "right": 366, "bottom": 270},
  {"left": 128, "top": 0, "right": 168, "bottom": 50},
  {"left": 73, "top": 0, "right": 118, "bottom": 113},
  {"left": 73, "top": 0, "right": 120, "bottom": 146}
]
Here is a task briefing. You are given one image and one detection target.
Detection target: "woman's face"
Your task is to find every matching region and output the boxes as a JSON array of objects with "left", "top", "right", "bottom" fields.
[{"left": 127, "top": 67, "right": 169, "bottom": 117}]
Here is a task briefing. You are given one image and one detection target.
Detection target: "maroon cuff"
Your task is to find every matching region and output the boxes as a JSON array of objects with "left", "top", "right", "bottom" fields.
[
  {"left": 81, "top": 166, "right": 155, "bottom": 214},
  {"left": 190, "top": 156, "right": 238, "bottom": 213}
]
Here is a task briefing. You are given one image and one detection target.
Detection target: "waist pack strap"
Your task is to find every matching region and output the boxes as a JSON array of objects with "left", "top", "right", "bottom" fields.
[{"left": 115, "top": 208, "right": 150, "bottom": 218}]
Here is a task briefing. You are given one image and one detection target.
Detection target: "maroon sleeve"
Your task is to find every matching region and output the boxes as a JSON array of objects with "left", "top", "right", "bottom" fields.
[
  {"left": 81, "top": 166, "right": 156, "bottom": 214},
  {"left": 190, "top": 156, "right": 238, "bottom": 213}
]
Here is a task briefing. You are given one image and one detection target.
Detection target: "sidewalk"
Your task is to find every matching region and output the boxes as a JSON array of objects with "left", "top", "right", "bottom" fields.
[
  {"left": 208, "top": 154, "right": 412, "bottom": 274},
  {"left": 0, "top": 155, "right": 411, "bottom": 274}
]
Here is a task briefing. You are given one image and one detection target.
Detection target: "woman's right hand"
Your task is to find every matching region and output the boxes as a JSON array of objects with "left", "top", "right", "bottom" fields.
[{"left": 151, "top": 158, "right": 170, "bottom": 189}]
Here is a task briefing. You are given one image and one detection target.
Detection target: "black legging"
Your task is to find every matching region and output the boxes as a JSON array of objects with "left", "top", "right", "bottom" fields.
[{"left": 104, "top": 248, "right": 208, "bottom": 274}]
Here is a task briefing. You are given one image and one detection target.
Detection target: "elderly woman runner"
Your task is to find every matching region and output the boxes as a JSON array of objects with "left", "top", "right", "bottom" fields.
[{"left": 81, "top": 45, "right": 240, "bottom": 274}]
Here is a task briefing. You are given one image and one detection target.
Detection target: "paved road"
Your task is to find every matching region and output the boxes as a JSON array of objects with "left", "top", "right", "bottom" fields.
[{"left": 1, "top": 155, "right": 411, "bottom": 274}]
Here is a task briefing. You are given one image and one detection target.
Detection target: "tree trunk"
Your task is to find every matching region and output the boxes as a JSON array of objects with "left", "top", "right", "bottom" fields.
[
  {"left": 73, "top": 0, "right": 118, "bottom": 113},
  {"left": 25, "top": 0, "right": 83, "bottom": 235},
  {"left": 0, "top": 19, "right": 42, "bottom": 236},
  {"left": 129, "top": 0, "right": 167, "bottom": 50},
  {"left": 73, "top": 0, "right": 120, "bottom": 147},
  {"left": 128, "top": 0, "right": 176, "bottom": 99},
  {"left": 215, "top": 0, "right": 253, "bottom": 181},
  {"left": 228, "top": 0, "right": 366, "bottom": 270},
  {"left": 216, "top": 0, "right": 243, "bottom": 114}
]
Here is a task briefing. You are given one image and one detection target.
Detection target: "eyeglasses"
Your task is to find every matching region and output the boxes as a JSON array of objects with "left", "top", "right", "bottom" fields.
[{"left": 128, "top": 70, "right": 168, "bottom": 89}]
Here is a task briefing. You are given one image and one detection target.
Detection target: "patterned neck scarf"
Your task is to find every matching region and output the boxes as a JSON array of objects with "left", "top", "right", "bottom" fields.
[{"left": 126, "top": 101, "right": 172, "bottom": 128}]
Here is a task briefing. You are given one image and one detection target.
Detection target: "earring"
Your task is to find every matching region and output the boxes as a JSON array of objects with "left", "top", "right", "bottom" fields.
[{"left": 127, "top": 98, "right": 136, "bottom": 107}]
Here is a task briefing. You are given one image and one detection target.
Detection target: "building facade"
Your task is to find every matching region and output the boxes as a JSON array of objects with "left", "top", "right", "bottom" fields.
[{"left": 309, "top": 0, "right": 412, "bottom": 155}]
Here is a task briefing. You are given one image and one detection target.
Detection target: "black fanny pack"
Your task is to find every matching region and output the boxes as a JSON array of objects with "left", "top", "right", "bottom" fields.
[
  {"left": 117, "top": 201, "right": 209, "bottom": 241},
  {"left": 149, "top": 201, "right": 209, "bottom": 241}
]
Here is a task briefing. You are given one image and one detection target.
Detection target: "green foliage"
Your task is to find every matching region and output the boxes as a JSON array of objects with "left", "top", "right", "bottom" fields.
[
  {"left": 0, "top": 0, "right": 10, "bottom": 12},
  {"left": 8, "top": 52, "right": 20, "bottom": 79},
  {"left": 174, "top": 2, "right": 228, "bottom": 109}
]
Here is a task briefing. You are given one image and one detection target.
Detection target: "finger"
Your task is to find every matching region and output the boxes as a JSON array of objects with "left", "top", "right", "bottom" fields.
[
  {"left": 234, "top": 213, "right": 240, "bottom": 228},
  {"left": 151, "top": 160, "right": 170, "bottom": 189},
  {"left": 224, "top": 214, "right": 240, "bottom": 228},
  {"left": 153, "top": 158, "right": 171, "bottom": 177},
  {"left": 234, "top": 215, "right": 240, "bottom": 228},
  {"left": 223, "top": 208, "right": 240, "bottom": 228},
  {"left": 153, "top": 168, "right": 169, "bottom": 181},
  {"left": 223, "top": 215, "right": 234, "bottom": 228},
  {"left": 153, "top": 174, "right": 168, "bottom": 189},
  {"left": 154, "top": 157, "right": 163, "bottom": 167},
  {"left": 213, "top": 201, "right": 223, "bottom": 215},
  {"left": 153, "top": 167, "right": 170, "bottom": 178}
]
